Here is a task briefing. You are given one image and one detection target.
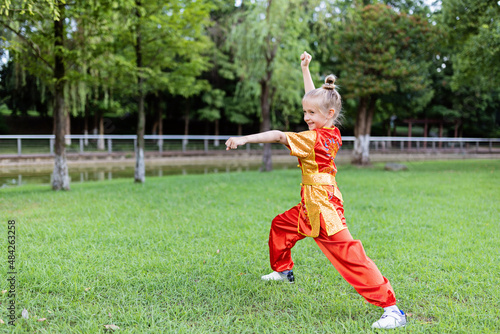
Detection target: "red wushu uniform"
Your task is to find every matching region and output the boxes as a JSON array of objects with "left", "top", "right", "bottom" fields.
[{"left": 268, "top": 127, "right": 396, "bottom": 308}]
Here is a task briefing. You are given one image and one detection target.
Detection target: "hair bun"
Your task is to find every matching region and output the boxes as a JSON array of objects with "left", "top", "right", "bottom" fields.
[{"left": 322, "top": 74, "right": 336, "bottom": 90}]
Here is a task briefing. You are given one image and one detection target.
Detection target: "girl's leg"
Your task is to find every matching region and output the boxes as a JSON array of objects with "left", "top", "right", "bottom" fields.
[
  {"left": 269, "top": 205, "right": 306, "bottom": 272},
  {"left": 314, "top": 226, "right": 397, "bottom": 308}
]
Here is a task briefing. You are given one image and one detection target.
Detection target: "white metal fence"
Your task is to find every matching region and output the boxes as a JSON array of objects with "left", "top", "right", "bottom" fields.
[{"left": 0, "top": 134, "right": 500, "bottom": 156}]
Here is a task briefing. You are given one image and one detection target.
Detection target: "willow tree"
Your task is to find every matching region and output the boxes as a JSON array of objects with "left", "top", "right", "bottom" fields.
[
  {"left": 1, "top": 0, "right": 73, "bottom": 190},
  {"left": 339, "top": 3, "right": 439, "bottom": 164},
  {"left": 71, "top": 1, "right": 125, "bottom": 149},
  {"left": 110, "top": 0, "right": 212, "bottom": 183},
  {"left": 227, "top": 0, "right": 313, "bottom": 171}
]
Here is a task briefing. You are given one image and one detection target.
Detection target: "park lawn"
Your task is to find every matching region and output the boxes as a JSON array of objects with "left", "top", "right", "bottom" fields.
[{"left": 1, "top": 159, "right": 499, "bottom": 333}]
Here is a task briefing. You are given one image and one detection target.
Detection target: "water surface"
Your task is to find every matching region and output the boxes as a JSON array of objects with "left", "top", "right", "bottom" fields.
[{"left": 1, "top": 161, "right": 298, "bottom": 188}]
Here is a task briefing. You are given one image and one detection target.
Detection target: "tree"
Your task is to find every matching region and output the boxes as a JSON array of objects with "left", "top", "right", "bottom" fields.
[
  {"left": 110, "top": 0, "right": 212, "bottom": 183},
  {"left": 437, "top": 0, "right": 500, "bottom": 137},
  {"left": 324, "top": 3, "right": 438, "bottom": 165},
  {"left": 51, "top": 1, "right": 68, "bottom": 189},
  {"left": 0, "top": 61, "right": 53, "bottom": 117},
  {"left": 441, "top": 0, "right": 500, "bottom": 92},
  {"left": 197, "top": 1, "right": 241, "bottom": 140},
  {"left": 1, "top": 0, "right": 73, "bottom": 189},
  {"left": 71, "top": 1, "right": 125, "bottom": 149},
  {"left": 228, "top": 0, "right": 313, "bottom": 171},
  {"left": 224, "top": 80, "right": 260, "bottom": 135},
  {"left": 197, "top": 88, "right": 225, "bottom": 143}
]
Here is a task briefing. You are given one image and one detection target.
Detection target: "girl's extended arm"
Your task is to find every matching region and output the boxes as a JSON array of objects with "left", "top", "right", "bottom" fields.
[
  {"left": 301, "top": 51, "right": 315, "bottom": 93},
  {"left": 225, "top": 130, "right": 288, "bottom": 150}
]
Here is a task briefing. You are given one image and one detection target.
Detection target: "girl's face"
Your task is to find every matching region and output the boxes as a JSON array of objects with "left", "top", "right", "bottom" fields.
[{"left": 302, "top": 99, "right": 332, "bottom": 130}]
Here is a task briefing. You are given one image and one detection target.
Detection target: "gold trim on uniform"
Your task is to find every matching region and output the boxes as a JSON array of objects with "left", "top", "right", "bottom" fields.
[
  {"left": 286, "top": 131, "right": 345, "bottom": 238},
  {"left": 300, "top": 173, "right": 345, "bottom": 237}
]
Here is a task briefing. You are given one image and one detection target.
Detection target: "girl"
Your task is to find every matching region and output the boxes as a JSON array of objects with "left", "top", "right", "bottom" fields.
[{"left": 225, "top": 52, "right": 406, "bottom": 330}]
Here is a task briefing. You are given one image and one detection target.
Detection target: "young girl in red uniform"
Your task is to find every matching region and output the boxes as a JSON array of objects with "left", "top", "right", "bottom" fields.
[{"left": 225, "top": 52, "right": 406, "bottom": 329}]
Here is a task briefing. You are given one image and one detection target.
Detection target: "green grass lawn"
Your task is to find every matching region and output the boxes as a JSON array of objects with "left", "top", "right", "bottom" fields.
[{"left": 1, "top": 160, "right": 499, "bottom": 333}]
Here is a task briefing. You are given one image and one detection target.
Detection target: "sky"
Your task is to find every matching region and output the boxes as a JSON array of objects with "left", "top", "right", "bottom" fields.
[
  {"left": 1, "top": 51, "right": 8, "bottom": 67},
  {"left": 235, "top": 0, "right": 442, "bottom": 11},
  {"left": 423, "top": 0, "right": 441, "bottom": 12}
]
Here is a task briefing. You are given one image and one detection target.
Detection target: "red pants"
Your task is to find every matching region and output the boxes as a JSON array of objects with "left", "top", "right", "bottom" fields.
[{"left": 269, "top": 205, "right": 396, "bottom": 308}]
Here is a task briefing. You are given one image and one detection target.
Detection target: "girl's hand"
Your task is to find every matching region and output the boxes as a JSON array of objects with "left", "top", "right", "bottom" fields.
[
  {"left": 225, "top": 137, "right": 247, "bottom": 150},
  {"left": 300, "top": 51, "right": 312, "bottom": 68}
]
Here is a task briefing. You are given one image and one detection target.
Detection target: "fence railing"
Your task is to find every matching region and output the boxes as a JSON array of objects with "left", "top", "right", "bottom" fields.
[{"left": 1, "top": 134, "right": 500, "bottom": 157}]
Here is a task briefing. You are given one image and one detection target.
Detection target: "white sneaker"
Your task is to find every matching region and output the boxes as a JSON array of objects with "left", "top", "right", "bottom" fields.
[
  {"left": 371, "top": 309, "right": 407, "bottom": 329},
  {"left": 261, "top": 270, "right": 295, "bottom": 283}
]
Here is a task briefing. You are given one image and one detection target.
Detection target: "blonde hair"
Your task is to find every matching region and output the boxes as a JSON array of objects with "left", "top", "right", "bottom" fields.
[{"left": 302, "top": 74, "right": 342, "bottom": 125}]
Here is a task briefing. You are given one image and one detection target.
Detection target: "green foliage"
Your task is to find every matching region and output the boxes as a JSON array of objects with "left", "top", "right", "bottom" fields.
[
  {"left": 428, "top": 104, "right": 460, "bottom": 120},
  {"left": 424, "top": 0, "right": 500, "bottom": 137},
  {"left": 224, "top": 80, "right": 260, "bottom": 126},
  {"left": 0, "top": 0, "right": 213, "bottom": 122},
  {"left": 227, "top": 0, "right": 314, "bottom": 129},
  {"left": 0, "top": 0, "right": 104, "bottom": 120},
  {"left": 197, "top": 88, "right": 225, "bottom": 122},
  {"left": 311, "top": 1, "right": 443, "bottom": 141},
  {"left": 133, "top": 0, "right": 213, "bottom": 98},
  {"left": 0, "top": 103, "right": 8, "bottom": 133},
  {"left": 0, "top": 3, "right": 62, "bottom": 84},
  {"left": 441, "top": 0, "right": 500, "bottom": 92},
  {"left": 384, "top": 0, "right": 429, "bottom": 14},
  {"left": 335, "top": 3, "right": 439, "bottom": 99},
  {"left": 0, "top": 60, "right": 53, "bottom": 117},
  {"left": 199, "top": 1, "right": 241, "bottom": 128},
  {"left": 0, "top": 0, "right": 63, "bottom": 20},
  {"left": 0, "top": 0, "right": 498, "bottom": 137}
]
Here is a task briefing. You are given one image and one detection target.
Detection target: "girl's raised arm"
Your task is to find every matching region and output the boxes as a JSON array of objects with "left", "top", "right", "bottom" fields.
[
  {"left": 301, "top": 51, "right": 315, "bottom": 93},
  {"left": 226, "top": 130, "right": 288, "bottom": 150}
]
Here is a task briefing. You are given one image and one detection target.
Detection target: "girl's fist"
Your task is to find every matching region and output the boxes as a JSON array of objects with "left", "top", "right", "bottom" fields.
[{"left": 300, "top": 51, "right": 312, "bottom": 68}]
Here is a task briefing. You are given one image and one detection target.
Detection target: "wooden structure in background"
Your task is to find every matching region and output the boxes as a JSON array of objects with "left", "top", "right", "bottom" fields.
[{"left": 403, "top": 119, "right": 460, "bottom": 148}]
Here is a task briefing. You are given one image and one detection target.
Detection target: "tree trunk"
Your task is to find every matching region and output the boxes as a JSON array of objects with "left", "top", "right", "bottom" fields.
[
  {"left": 52, "top": 3, "right": 70, "bottom": 191},
  {"left": 97, "top": 113, "right": 105, "bottom": 150},
  {"left": 184, "top": 103, "right": 190, "bottom": 137},
  {"left": 214, "top": 119, "right": 220, "bottom": 147},
  {"left": 423, "top": 120, "right": 428, "bottom": 148},
  {"left": 259, "top": 0, "right": 277, "bottom": 172},
  {"left": 260, "top": 73, "right": 272, "bottom": 172},
  {"left": 352, "top": 96, "right": 376, "bottom": 166},
  {"left": 157, "top": 96, "right": 163, "bottom": 147},
  {"left": 134, "top": 0, "right": 145, "bottom": 183},
  {"left": 182, "top": 103, "right": 190, "bottom": 150},
  {"left": 65, "top": 107, "right": 71, "bottom": 146},
  {"left": 84, "top": 89, "right": 89, "bottom": 145}
]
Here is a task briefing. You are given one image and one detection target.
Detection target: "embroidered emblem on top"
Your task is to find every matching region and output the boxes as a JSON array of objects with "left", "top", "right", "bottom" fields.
[
  {"left": 327, "top": 190, "right": 335, "bottom": 201},
  {"left": 324, "top": 138, "right": 339, "bottom": 160},
  {"left": 301, "top": 201, "right": 309, "bottom": 216}
]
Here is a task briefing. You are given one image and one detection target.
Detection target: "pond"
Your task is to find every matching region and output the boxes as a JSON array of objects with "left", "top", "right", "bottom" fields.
[{"left": 0, "top": 160, "right": 298, "bottom": 188}]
